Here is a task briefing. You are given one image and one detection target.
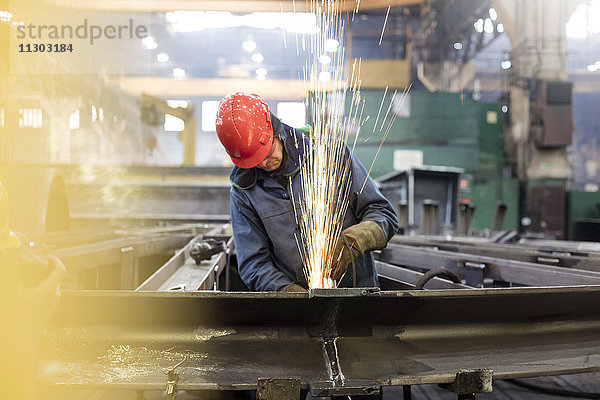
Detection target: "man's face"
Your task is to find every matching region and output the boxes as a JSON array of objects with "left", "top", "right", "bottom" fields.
[{"left": 256, "top": 138, "right": 283, "bottom": 171}]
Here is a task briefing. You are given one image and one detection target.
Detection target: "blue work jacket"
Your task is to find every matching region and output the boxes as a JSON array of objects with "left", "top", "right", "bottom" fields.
[{"left": 229, "top": 114, "right": 398, "bottom": 292}]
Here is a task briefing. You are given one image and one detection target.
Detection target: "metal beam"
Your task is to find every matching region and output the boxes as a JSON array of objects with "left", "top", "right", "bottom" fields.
[
  {"left": 45, "top": 0, "right": 422, "bottom": 12},
  {"left": 390, "top": 236, "right": 600, "bottom": 272},
  {"left": 53, "top": 234, "right": 194, "bottom": 272},
  {"left": 378, "top": 243, "right": 600, "bottom": 287},
  {"left": 136, "top": 235, "right": 232, "bottom": 291},
  {"left": 39, "top": 287, "right": 600, "bottom": 394},
  {"left": 376, "top": 261, "right": 471, "bottom": 289}
]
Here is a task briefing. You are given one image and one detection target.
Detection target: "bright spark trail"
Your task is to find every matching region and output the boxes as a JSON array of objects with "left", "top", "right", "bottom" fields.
[{"left": 294, "top": 1, "right": 410, "bottom": 288}]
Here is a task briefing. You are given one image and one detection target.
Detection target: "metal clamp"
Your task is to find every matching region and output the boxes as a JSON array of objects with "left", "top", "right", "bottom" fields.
[
  {"left": 165, "top": 356, "right": 187, "bottom": 400},
  {"left": 257, "top": 378, "right": 301, "bottom": 400},
  {"left": 439, "top": 369, "right": 493, "bottom": 399}
]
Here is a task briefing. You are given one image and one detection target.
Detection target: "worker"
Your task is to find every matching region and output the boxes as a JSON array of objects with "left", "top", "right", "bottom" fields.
[
  {"left": 216, "top": 92, "right": 398, "bottom": 292},
  {"left": 0, "top": 181, "right": 66, "bottom": 399}
]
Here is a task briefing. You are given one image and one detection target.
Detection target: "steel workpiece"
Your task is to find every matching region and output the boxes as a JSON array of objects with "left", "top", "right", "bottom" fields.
[
  {"left": 38, "top": 287, "right": 600, "bottom": 395},
  {"left": 379, "top": 242, "right": 600, "bottom": 287}
]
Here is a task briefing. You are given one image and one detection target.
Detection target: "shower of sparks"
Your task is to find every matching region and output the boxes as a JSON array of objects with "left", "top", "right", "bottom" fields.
[
  {"left": 280, "top": 2, "right": 288, "bottom": 48},
  {"left": 379, "top": 6, "right": 391, "bottom": 45},
  {"left": 360, "top": 83, "right": 412, "bottom": 193},
  {"left": 294, "top": 0, "right": 363, "bottom": 289},
  {"left": 294, "top": 0, "right": 410, "bottom": 289}
]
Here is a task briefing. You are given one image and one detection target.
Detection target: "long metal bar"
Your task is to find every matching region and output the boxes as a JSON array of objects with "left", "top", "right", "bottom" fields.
[
  {"left": 52, "top": 234, "right": 194, "bottom": 272},
  {"left": 390, "top": 236, "right": 600, "bottom": 272},
  {"left": 376, "top": 261, "right": 471, "bottom": 289},
  {"left": 38, "top": 287, "right": 600, "bottom": 394},
  {"left": 135, "top": 236, "right": 232, "bottom": 291},
  {"left": 378, "top": 243, "right": 600, "bottom": 287}
]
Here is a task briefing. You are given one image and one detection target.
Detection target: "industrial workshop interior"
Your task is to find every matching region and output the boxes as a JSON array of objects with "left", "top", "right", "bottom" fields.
[{"left": 2, "top": 0, "right": 600, "bottom": 399}]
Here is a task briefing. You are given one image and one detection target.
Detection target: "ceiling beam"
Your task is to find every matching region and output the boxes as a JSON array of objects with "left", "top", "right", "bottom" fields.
[
  {"left": 45, "top": 0, "right": 422, "bottom": 13},
  {"left": 117, "top": 77, "right": 308, "bottom": 100}
]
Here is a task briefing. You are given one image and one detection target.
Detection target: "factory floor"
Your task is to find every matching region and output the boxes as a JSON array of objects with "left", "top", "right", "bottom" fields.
[{"left": 41, "top": 372, "right": 600, "bottom": 399}]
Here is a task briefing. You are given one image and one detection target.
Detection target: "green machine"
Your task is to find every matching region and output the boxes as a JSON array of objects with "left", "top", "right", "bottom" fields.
[{"left": 346, "top": 89, "right": 518, "bottom": 233}]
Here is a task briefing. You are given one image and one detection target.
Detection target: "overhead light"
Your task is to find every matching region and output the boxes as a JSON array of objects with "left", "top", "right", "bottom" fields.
[
  {"left": 587, "top": 64, "right": 598, "bottom": 72},
  {"left": 489, "top": 8, "right": 498, "bottom": 21},
  {"left": 324, "top": 39, "right": 339, "bottom": 52},
  {"left": 242, "top": 40, "right": 257, "bottom": 52},
  {"left": 453, "top": 42, "right": 463, "bottom": 50},
  {"left": 157, "top": 53, "right": 169, "bottom": 62},
  {"left": 497, "top": 23, "right": 505, "bottom": 33},
  {"left": 484, "top": 18, "right": 494, "bottom": 33},
  {"left": 501, "top": 60, "right": 512, "bottom": 70},
  {"left": 173, "top": 67, "right": 186, "bottom": 78},
  {"left": 318, "top": 71, "right": 331, "bottom": 82},
  {"left": 474, "top": 19, "right": 484, "bottom": 33},
  {"left": 142, "top": 36, "right": 158, "bottom": 50},
  {"left": 256, "top": 67, "right": 268, "bottom": 79},
  {"left": 251, "top": 52, "right": 264, "bottom": 63},
  {"left": 319, "top": 54, "right": 331, "bottom": 64}
]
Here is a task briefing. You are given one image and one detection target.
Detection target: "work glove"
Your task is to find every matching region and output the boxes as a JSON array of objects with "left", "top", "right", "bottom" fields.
[
  {"left": 330, "top": 220, "right": 387, "bottom": 281},
  {"left": 280, "top": 283, "right": 308, "bottom": 292}
]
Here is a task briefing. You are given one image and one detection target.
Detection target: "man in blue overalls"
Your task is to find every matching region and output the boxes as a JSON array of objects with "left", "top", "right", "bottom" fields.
[{"left": 216, "top": 92, "right": 398, "bottom": 292}]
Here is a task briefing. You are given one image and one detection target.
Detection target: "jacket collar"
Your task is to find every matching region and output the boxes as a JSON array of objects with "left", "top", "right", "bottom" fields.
[{"left": 230, "top": 113, "right": 307, "bottom": 189}]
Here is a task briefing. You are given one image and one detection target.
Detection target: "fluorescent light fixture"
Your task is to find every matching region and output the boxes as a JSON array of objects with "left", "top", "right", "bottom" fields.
[
  {"left": 256, "top": 68, "right": 268, "bottom": 79},
  {"left": 588, "top": 64, "right": 598, "bottom": 72},
  {"left": 142, "top": 36, "right": 158, "bottom": 49},
  {"left": 489, "top": 8, "right": 498, "bottom": 21},
  {"left": 173, "top": 68, "right": 186, "bottom": 78},
  {"left": 318, "top": 71, "right": 331, "bottom": 82},
  {"left": 497, "top": 23, "right": 504, "bottom": 33},
  {"left": 324, "top": 39, "right": 339, "bottom": 52},
  {"left": 484, "top": 18, "right": 494, "bottom": 33},
  {"left": 157, "top": 53, "right": 169, "bottom": 62},
  {"left": 501, "top": 60, "right": 512, "bottom": 70},
  {"left": 474, "top": 19, "right": 484, "bottom": 33},
  {"left": 453, "top": 42, "right": 463, "bottom": 50},
  {"left": 319, "top": 54, "right": 331, "bottom": 64},
  {"left": 166, "top": 11, "right": 318, "bottom": 34},
  {"left": 242, "top": 40, "right": 257, "bottom": 52},
  {"left": 251, "top": 52, "right": 264, "bottom": 63}
]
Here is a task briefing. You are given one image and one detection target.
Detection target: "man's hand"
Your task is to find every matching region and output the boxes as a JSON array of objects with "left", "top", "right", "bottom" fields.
[
  {"left": 330, "top": 220, "right": 387, "bottom": 281},
  {"left": 280, "top": 283, "right": 308, "bottom": 292}
]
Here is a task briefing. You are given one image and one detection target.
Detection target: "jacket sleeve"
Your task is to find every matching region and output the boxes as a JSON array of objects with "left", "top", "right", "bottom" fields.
[
  {"left": 230, "top": 188, "right": 295, "bottom": 292},
  {"left": 347, "top": 149, "right": 399, "bottom": 240}
]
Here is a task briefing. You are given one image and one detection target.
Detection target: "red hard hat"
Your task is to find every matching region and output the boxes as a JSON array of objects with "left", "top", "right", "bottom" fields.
[{"left": 216, "top": 92, "right": 273, "bottom": 169}]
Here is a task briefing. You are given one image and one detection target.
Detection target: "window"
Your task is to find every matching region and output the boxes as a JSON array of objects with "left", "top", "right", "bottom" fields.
[
  {"left": 164, "top": 100, "right": 188, "bottom": 132},
  {"left": 69, "top": 109, "right": 80, "bottom": 130},
  {"left": 202, "top": 101, "right": 220, "bottom": 132},
  {"left": 276, "top": 102, "right": 306, "bottom": 127},
  {"left": 18, "top": 108, "right": 43, "bottom": 128}
]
